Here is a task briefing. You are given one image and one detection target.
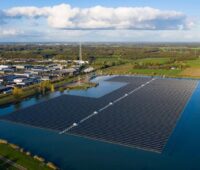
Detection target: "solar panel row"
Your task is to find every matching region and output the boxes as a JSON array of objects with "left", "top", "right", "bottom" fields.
[
  {"left": 0, "top": 95, "right": 100, "bottom": 131},
  {"left": 69, "top": 78, "right": 197, "bottom": 152}
]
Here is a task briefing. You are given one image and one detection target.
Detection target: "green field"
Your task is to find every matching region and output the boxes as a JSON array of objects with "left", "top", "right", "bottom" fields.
[
  {"left": 0, "top": 159, "right": 18, "bottom": 170},
  {"left": 185, "top": 58, "right": 200, "bottom": 67},
  {"left": 96, "top": 56, "right": 200, "bottom": 78},
  {"left": 0, "top": 143, "right": 54, "bottom": 170},
  {"left": 135, "top": 58, "right": 170, "bottom": 64},
  {"left": 129, "top": 68, "right": 181, "bottom": 76},
  {"left": 101, "top": 62, "right": 181, "bottom": 76}
]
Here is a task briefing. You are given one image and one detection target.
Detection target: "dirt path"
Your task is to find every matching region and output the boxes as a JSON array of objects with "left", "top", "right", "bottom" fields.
[{"left": 0, "top": 155, "right": 27, "bottom": 170}]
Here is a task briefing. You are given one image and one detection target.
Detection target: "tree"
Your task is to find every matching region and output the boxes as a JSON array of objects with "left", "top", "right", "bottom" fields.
[
  {"left": 50, "top": 84, "right": 55, "bottom": 92},
  {"left": 13, "top": 87, "right": 23, "bottom": 99},
  {"left": 39, "top": 81, "right": 51, "bottom": 94}
]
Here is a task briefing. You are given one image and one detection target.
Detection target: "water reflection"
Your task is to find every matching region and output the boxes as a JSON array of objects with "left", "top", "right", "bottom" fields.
[
  {"left": 14, "top": 102, "right": 21, "bottom": 110},
  {"left": 0, "top": 76, "right": 126, "bottom": 115}
]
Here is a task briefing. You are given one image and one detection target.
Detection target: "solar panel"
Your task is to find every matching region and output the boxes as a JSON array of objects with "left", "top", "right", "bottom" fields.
[
  {"left": 0, "top": 77, "right": 150, "bottom": 131},
  {"left": 69, "top": 78, "right": 197, "bottom": 152},
  {"left": 0, "top": 76, "right": 197, "bottom": 153},
  {"left": 0, "top": 95, "right": 101, "bottom": 131}
]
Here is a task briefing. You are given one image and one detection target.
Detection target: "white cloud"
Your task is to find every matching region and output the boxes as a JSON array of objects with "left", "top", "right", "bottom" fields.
[
  {"left": 3, "top": 4, "right": 193, "bottom": 30},
  {"left": 4, "top": 7, "right": 47, "bottom": 18},
  {"left": 0, "top": 28, "right": 23, "bottom": 37}
]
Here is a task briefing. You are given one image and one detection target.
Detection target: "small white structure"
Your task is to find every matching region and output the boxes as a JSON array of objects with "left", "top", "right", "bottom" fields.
[
  {"left": 14, "top": 73, "right": 30, "bottom": 78},
  {"left": 61, "top": 68, "right": 77, "bottom": 76},
  {"left": 13, "top": 78, "right": 34, "bottom": 86},
  {"left": 53, "top": 60, "right": 68, "bottom": 64},
  {"left": 83, "top": 67, "right": 94, "bottom": 73},
  {"left": 93, "top": 111, "right": 98, "bottom": 115},
  {"left": 73, "top": 123, "right": 78, "bottom": 126},
  {"left": 73, "top": 60, "right": 89, "bottom": 65},
  {"left": 15, "top": 65, "right": 25, "bottom": 69},
  {"left": 41, "top": 76, "right": 51, "bottom": 81},
  {"left": 48, "top": 64, "right": 63, "bottom": 71},
  {"left": 14, "top": 78, "right": 26, "bottom": 83},
  {"left": 0, "top": 65, "right": 9, "bottom": 71},
  {"left": 171, "top": 67, "right": 176, "bottom": 70}
]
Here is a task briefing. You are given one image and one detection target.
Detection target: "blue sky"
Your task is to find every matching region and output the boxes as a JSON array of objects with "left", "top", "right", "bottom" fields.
[
  {"left": 1, "top": 0, "right": 199, "bottom": 14},
  {"left": 0, "top": 0, "right": 200, "bottom": 42}
]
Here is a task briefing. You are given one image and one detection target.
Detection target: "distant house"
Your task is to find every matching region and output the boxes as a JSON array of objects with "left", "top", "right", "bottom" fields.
[
  {"left": 0, "top": 75, "right": 17, "bottom": 83},
  {"left": 53, "top": 60, "right": 68, "bottom": 64},
  {"left": 13, "top": 78, "right": 27, "bottom": 84},
  {"left": 31, "top": 66, "right": 49, "bottom": 75},
  {"left": 15, "top": 65, "right": 33, "bottom": 70},
  {"left": 5, "top": 68, "right": 15, "bottom": 72},
  {"left": 0, "top": 65, "right": 16, "bottom": 71},
  {"left": 14, "top": 78, "right": 35, "bottom": 86},
  {"left": 41, "top": 75, "right": 56, "bottom": 81},
  {"left": 32, "top": 66, "right": 47, "bottom": 70},
  {"left": 48, "top": 64, "right": 63, "bottom": 71},
  {"left": 56, "top": 68, "right": 77, "bottom": 76},
  {"left": 29, "top": 77, "right": 40, "bottom": 84},
  {"left": 0, "top": 65, "right": 16, "bottom": 74},
  {"left": 83, "top": 67, "right": 95, "bottom": 73},
  {"left": 0, "top": 86, "right": 12, "bottom": 94},
  {"left": 0, "top": 68, "right": 15, "bottom": 74},
  {"left": 0, "top": 65, "right": 9, "bottom": 71},
  {"left": 14, "top": 73, "right": 31, "bottom": 78},
  {"left": 71, "top": 65, "right": 82, "bottom": 71},
  {"left": 73, "top": 60, "right": 89, "bottom": 65},
  {"left": 26, "top": 70, "right": 39, "bottom": 75},
  {"left": 15, "top": 65, "right": 25, "bottom": 70}
]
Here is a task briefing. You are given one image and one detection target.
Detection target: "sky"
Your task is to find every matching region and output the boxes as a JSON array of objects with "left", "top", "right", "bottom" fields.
[{"left": 0, "top": 0, "right": 200, "bottom": 42}]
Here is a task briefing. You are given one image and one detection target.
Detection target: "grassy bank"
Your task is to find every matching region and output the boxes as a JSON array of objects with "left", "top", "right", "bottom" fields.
[
  {"left": 0, "top": 87, "right": 38, "bottom": 106},
  {"left": 0, "top": 77, "right": 74, "bottom": 106},
  {"left": 0, "top": 159, "right": 18, "bottom": 170},
  {"left": 0, "top": 140, "right": 58, "bottom": 170},
  {"left": 0, "top": 86, "right": 42, "bottom": 107},
  {"left": 66, "top": 82, "right": 98, "bottom": 90},
  {"left": 0, "top": 75, "right": 96, "bottom": 106}
]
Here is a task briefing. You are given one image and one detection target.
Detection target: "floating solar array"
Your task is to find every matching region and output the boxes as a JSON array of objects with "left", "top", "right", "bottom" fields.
[
  {"left": 99, "top": 76, "right": 152, "bottom": 103},
  {"left": 0, "top": 76, "right": 198, "bottom": 153},
  {"left": 70, "top": 78, "right": 197, "bottom": 152},
  {"left": 0, "top": 77, "right": 149, "bottom": 131},
  {"left": 0, "top": 95, "right": 100, "bottom": 131}
]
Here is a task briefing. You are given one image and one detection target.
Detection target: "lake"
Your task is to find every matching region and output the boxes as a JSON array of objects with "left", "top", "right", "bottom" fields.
[{"left": 0, "top": 76, "right": 200, "bottom": 170}]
